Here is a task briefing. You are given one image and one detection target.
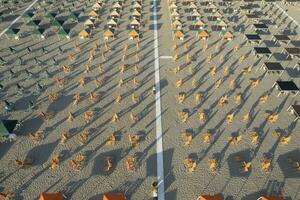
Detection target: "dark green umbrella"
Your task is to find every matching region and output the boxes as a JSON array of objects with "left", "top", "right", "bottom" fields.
[
  {"left": 0, "top": 120, "right": 18, "bottom": 137},
  {"left": 58, "top": 28, "right": 71, "bottom": 39},
  {"left": 32, "top": 28, "right": 46, "bottom": 39},
  {"left": 22, "top": 12, "right": 35, "bottom": 22},
  {"left": 5, "top": 28, "right": 20, "bottom": 39},
  {"left": 45, "top": 12, "right": 57, "bottom": 21},
  {"left": 27, "top": 19, "right": 41, "bottom": 27},
  {"left": 52, "top": 19, "right": 65, "bottom": 28}
]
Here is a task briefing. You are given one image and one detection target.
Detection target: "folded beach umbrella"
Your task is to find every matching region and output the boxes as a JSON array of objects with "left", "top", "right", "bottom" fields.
[
  {"left": 39, "top": 193, "right": 64, "bottom": 200},
  {"left": 198, "top": 194, "right": 223, "bottom": 200},
  {"left": 0, "top": 120, "right": 18, "bottom": 137},
  {"left": 102, "top": 194, "right": 126, "bottom": 200}
]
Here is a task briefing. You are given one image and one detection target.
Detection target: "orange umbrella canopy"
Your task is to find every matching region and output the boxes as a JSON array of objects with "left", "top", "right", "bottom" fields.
[
  {"left": 199, "top": 194, "right": 223, "bottom": 200},
  {"left": 39, "top": 193, "right": 64, "bottom": 200},
  {"left": 103, "top": 194, "right": 126, "bottom": 200},
  {"left": 261, "top": 196, "right": 284, "bottom": 200}
]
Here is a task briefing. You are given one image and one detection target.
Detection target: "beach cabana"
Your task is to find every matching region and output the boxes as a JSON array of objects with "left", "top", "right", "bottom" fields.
[
  {"left": 173, "top": 30, "right": 184, "bottom": 40},
  {"left": 103, "top": 29, "right": 115, "bottom": 40},
  {"left": 5, "top": 28, "right": 21, "bottom": 40},
  {"left": 130, "top": 19, "right": 140, "bottom": 29},
  {"left": 197, "top": 30, "right": 209, "bottom": 40},
  {"left": 79, "top": 28, "right": 91, "bottom": 39},
  {"left": 103, "top": 194, "right": 126, "bottom": 200},
  {"left": 0, "top": 120, "right": 19, "bottom": 137},
  {"left": 32, "top": 28, "right": 46, "bottom": 39},
  {"left": 221, "top": 30, "right": 233, "bottom": 41},
  {"left": 107, "top": 19, "right": 118, "bottom": 28},
  {"left": 198, "top": 194, "right": 223, "bottom": 200},
  {"left": 128, "top": 29, "right": 139, "bottom": 40},
  {"left": 39, "top": 193, "right": 63, "bottom": 200},
  {"left": 257, "top": 196, "right": 284, "bottom": 200},
  {"left": 58, "top": 28, "right": 71, "bottom": 39}
]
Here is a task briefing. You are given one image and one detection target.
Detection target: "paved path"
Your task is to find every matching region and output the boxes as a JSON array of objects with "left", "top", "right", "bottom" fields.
[
  {"left": 0, "top": 0, "right": 39, "bottom": 37},
  {"left": 152, "top": 0, "right": 165, "bottom": 199}
]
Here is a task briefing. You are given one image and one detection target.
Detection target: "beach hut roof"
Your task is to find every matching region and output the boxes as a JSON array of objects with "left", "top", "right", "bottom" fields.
[
  {"left": 174, "top": 30, "right": 184, "bottom": 38},
  {"left": 110, "top": 10, "right": 120, "bottom": 16},
  {"left": 260, "top": 196, "right": 284, "bottom": 200},
  {"left": 84, "top": 19, "right": 94, "bottom": 26},
  {"left": 103, "top": 194, "right": 126, "bottom": 200},
  {"left": 131, "top": 10, "right": 141, "bottom": 17},
  {"left": 198, "top": 30, "right": 208, "bottom": 37},
  {"left": 39, "top": 193, "right": 64, "bottom": 200},
  {"left": 130, "top": 19, "right": 140, "bottom": 25},
  {"left": 112, "top": 2, "right": 121, "bottom": 9},
  {"left": 107, "top": 19, "right": 117, "bottom": 25},
  {"left": 88, "top": 10, "right": 98, "bottom": 18},
  {"left": 199, "top": 194, "right": 223, "bottom": 200},
  {"left": 103, "top": 29, "right": 114, "bottom": 37},
  {"left": 0, "top": 120, "right": 18, "bottom": 137}
]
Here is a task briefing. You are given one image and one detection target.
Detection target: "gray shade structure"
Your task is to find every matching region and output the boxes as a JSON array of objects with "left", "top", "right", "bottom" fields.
[
  {"left": 22, "top": 12, "right": 35, "bottom": 22},
  {"left": 45, "top": 12, "right": 58, "bottom": 21},
  {"left": 27, "top": 19, "right": 41, "bottom": 27},
  {"left": 0, "top": 120, "right": 18, "bottom": 137},
  {"left": 52, "top": 19, "right": 65, "bottom": 28},
  {"left": 69, "top": 12, "right": 81, "bottom": 22}
]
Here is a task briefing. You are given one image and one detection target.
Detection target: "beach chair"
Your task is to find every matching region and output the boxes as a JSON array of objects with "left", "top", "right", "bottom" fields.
[
  {"left": 229, "top": 134, "right": 242, "bottom": 145},
  {"left": 60, "top": 132, "right": 70, "bottom": 144},
  {"left": 240, "top": 161, "right": 251, "bottom": 173},
  {"left": 106, "top": 133, "right": 116, "bottom": 145},
  {"left": 102, "top": 194, "right": 126, "bottom": 200},
  {"left": 199, "top": 111, "right": 206, "bottom": 122},
  {"left": 128, "top": 134, "right": 140, "bottom": 146},
  {"left": 209, "top": 159, "right": 217, "bottom": 171},
  {"left": 15, "top": 158, "right": 33, "bottom": 169},
  {"left": 51, "top": 153, "right": 61, "bottom": 169},
  {"left": 104, "top": 157, "right": 113, "bottom": 171},
  {"left": 203, "top": 132, "right": 212, "bottom": 144},
  {"left": 29, "top": 131, "right": 44, "bottom": 143},
  {"left": 180, "top": 131, "right": 192, "bottom": 146},
  {"left": 251, "top": 132, "right": 259, "bottom": 144},
  {"left": 126, "top": 156, "right": 136, "bottom": 172},
  {"left": 111, "top": 113, "right": 119, "bottom": 123}
]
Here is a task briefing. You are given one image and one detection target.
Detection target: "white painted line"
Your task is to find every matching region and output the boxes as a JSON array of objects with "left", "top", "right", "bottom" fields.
[
  {"left": 153, "top": 0, "right": 165, "bottom": 199},
  {"left": 160, "top": 55, "right": 173, "bottom": 59},
  {"left": 0, "top": 0, "right": 39, "bottom": 37},
  {"left": 274, "top": 3, "right": 300, "bottom": 27}
]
